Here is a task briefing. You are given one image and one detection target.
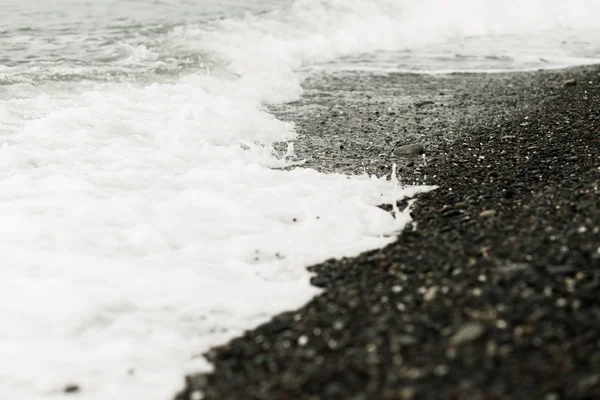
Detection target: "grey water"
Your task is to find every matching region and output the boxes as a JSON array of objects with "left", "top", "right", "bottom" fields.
[
  {"left": 0, "top": 0, "right": 289, "bottom": 82},
  {"left": 2, "top": 0, "right": 600, "bottom": 85}
]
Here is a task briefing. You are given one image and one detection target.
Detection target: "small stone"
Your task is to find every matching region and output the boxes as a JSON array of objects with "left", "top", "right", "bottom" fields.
[
  {"left": 392, "top": 285, "right": 403, "bottom": 293},
  {"left": 397, "top": 335, "right": 419, "bottom": 346},
  {"left": 544, "top": 95, "right": 561, "bottom": 102},
  {"left": 400, "top": 387, "right": 417, "bottom": 399},
  {"left": 297, "top": 335, "right": 308, "bottom": 346},
  {"left": 563, "top": 78, "right": 577, "bottom": 87},
  {"left": 401, "top": 367, "right": 425, "bottom": 380},
  {"left": 514, "top": 325, "right": 531, "bottom": 337},
  {"left": 414, "top": 100, "right": 435, "bottom": 108},
  {"left": 440, "top": 207, "right": 462, "bottom": 217},
  {"left": 578, "top": 374, "right": 600, "bottom": 391},
  {"left": 191, "top": 390, "right": 204, "bottom": 400},
  {"left": 486, "top": 341, "right": 498, "bottom": 357},
  {"left": 423, "top": 286, "right": 438, "bottom": 301},
  {"left": 479, "top": 209, "right": 497, "bottom": 218},
  {"left": 395, "top": 143, "right": 425, "bottom": 156},
  {"left": 310, "top": 277, "right": 329, "bottom": 288},
  {"left": 546, "top": 265, "right": 575, "bottom": 275},
  {"left": 434, "top": 364, "right": 450, "bottom": 376},
  {"left": 64, "top": 385, "right": 80, "bottom": 394},
  {"left": 450, "top": 322, "right": 486, "bottom": 346}
]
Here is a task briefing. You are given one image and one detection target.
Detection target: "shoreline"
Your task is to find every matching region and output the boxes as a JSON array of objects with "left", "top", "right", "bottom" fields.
[{"left": 178, "top": 65, "right": 600, "bottom": 400}]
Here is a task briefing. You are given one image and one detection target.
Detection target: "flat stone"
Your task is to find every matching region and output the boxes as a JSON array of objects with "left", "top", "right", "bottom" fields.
[
  {"left": 450, "top": 322, "right": 486, "bottom": 346},
  {"left": 64, "top": 385, "right": 80, "bottom": 394},
  {"left": 544, "top": 95, "right": 561, "bottom": 102},
  {"left": 310, "top": 276, "right": 330, "bottom": 288},
  {"left": 479, "top": 210, "right": 497, "bottom": 218},
  {"left": 395, "top": 143, "right": 424, "bottom": 156},
  {"left": 414, "top": 100, "right": 435, "bottom": 108}
]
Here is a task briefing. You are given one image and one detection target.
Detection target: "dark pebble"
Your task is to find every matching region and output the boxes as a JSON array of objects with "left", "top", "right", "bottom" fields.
[
  {"left": 395, "top": 143, "right": 425, "bottom": 156},
  {"left": 543, "top": 94, "right": 561, "bottom": 102},
  {"left": 309, "top": 276, "right": 330, "bottom": 288},
  {"left": 414, "top": 100, "right": 435, "bottom": 108},
  {"left": 64, "top": 385, "right": 80, "bottom": 394}
]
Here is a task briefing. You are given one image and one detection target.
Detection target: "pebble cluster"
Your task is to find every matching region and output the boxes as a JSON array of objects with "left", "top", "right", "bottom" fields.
[{"left": 176, "top": 66, "right": 600, "bottom": 400}]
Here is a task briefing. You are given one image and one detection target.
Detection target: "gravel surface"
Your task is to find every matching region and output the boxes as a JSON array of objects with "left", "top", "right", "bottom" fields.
[{"left": 176, "top": 66, "right": 600, "bottom": 400}]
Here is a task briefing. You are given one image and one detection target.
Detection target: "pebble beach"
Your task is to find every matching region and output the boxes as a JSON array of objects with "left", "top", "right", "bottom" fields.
[{"left": 180, "top": 65, "right": 600, "bottom": 400}]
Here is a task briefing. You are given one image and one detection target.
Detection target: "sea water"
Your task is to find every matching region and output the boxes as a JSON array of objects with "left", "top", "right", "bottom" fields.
[{"left": 1, "top": 0, "right": 598, "bottom": 399}]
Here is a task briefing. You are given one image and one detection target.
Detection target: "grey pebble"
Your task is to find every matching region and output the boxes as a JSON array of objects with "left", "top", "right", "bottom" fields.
[
  {"left": 479, "top": 210, "right": 497, "bottom": 218},
  {"left": 414, "top": 100, "right": 435, "bottom": 108},
  {"left": 544, "top": 95, "right": 561, "bottom": 102},
  {"left": 449, "top": 322, "right": 486, "bottom": 346},
  {"left": 395, "top": 143, "right": 425, "bottom": 156}
]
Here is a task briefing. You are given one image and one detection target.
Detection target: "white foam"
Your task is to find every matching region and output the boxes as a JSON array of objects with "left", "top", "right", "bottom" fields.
[{"left": 192, "top": 0, "right": 600, "bottom": 74}]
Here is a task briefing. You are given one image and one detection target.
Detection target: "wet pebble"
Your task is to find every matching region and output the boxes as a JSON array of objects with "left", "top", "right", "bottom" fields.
[
  {"left": 394, "top": 143, "right": 425, "bottom": 156},
  {"left": 449, "top": 322, "right": 486, "bottom": 346}
]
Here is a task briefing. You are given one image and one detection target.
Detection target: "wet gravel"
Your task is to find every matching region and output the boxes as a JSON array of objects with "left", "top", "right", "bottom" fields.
[{"left": 176, "top": 66, "right": 600, "bottom": 400}]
